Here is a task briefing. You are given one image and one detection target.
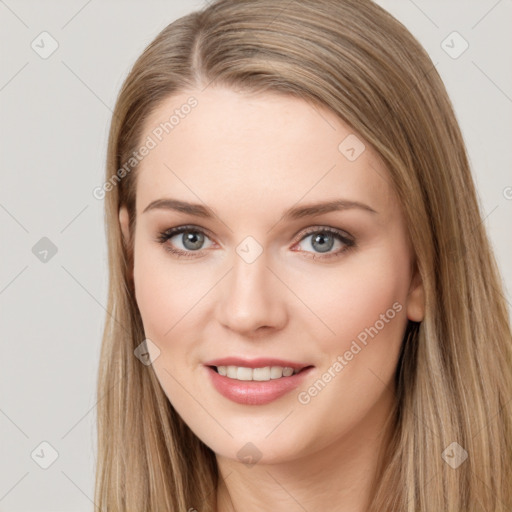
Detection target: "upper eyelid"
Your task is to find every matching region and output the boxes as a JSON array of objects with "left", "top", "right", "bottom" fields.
[
  {"left": 161, "top": 225, "right": 216, "bottom": 243},
  {"left": 297, "top": 225, "right": 353, "bottom": 240}
]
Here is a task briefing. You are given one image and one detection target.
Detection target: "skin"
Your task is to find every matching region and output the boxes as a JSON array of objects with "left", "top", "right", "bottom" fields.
[{"left": 119, "top": 86, "right": 425, "bottom": 512}]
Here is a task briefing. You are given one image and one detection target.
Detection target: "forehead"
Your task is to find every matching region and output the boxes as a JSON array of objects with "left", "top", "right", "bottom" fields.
[{"left": 135, "top": 87, "right": 395, "bottom": 221}]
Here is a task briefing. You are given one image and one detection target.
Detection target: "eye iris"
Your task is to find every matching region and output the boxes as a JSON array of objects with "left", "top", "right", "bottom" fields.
[
  {"left": 311, "top": 232, "right": 334, "bottom": 253},
  {"left": 182, "top": 230, "right": 204, "bottom": 250}
]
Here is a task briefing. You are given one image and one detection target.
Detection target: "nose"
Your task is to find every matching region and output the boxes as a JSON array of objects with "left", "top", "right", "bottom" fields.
[{"left": 215, "top": 247, "right": 288, "bottom": 336}]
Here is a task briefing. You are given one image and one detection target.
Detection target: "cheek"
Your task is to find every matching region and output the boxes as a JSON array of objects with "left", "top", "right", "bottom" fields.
[
  {"left": 305, "top": 247, "right": 410, "bottom": 350},
  {"left": 132, "top": 241, "right": 185, "bottom": 340},
  {"left": 288, "top": 245, "right": 411, "bottom": 447},
  {"left": 132, "top": 228, "right": 221, "bottom": 332}
]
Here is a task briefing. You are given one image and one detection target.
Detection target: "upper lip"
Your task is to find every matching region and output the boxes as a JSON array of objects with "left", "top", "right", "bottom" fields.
[{"left": 204, "top": 357, "right": 312, "bottom": 371}]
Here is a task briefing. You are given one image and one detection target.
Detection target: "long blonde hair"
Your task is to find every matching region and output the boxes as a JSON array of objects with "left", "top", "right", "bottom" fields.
[{"left": 95, "top": 0, "right": 512, "bottom": 510}]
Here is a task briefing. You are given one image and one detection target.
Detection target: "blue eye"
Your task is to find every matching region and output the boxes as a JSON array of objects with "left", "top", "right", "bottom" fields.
[
  {"left": 292, "top": 227, "right": 355, "bottom": 260},
  {"left": 156, "top": 225, "right": 214, "bottom": 258},
  {"left": 156, "top": 225, "right": 355, "bottom": 260}
]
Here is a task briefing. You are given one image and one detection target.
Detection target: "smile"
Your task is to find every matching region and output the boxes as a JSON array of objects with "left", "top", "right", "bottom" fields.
[{"left": 204, "top": 360, "right": 314, "bottom": 405}]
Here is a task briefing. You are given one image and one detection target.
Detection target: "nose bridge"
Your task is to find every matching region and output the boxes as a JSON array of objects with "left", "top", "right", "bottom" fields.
[{"left": 217, "top": 240, "right": 286, "bottom": 333}]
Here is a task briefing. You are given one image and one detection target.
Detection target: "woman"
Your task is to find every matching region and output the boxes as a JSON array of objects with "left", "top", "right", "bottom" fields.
[{"left": 94, "top": 0, "right": 512, "bottom": 510}]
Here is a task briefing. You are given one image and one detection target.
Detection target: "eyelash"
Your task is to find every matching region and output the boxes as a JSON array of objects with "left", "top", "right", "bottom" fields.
[{"left": 155, "top": 225, "right": 356, "bottom": 261}]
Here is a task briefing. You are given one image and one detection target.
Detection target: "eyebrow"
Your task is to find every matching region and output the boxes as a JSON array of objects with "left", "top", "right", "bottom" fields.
[{"left": 142, "top": 197, "right": 378, "bottom": 219}]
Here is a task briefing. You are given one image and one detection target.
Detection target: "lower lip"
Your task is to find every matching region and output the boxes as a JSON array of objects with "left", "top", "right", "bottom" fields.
[{"left": 205, "top": 366, "right": 314, "bottom": 405}]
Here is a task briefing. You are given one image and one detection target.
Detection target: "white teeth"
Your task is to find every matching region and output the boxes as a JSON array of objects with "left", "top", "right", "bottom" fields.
[
  {"left": 237, "top": 367, "right": 253, "bottom": 381},
  {"left": 282, "top": 367, "right": 294, "bottom": 377},
  {"left": 270, "top": 366, "right": 283, "bottom": 379},
  {"left": 215, "top": 365, "right": 300, "bottom": 381},
  {"left": 253, "top": 367, "right": 270, "bottom": 381}
]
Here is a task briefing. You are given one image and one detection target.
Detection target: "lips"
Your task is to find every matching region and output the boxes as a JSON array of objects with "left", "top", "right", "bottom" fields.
[{"left": 203, "top": 357, "right": 315, "bottom": 405}]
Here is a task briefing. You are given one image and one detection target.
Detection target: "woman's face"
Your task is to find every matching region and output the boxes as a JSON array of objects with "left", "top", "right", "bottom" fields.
[{"left": 119, "top": 86, "right": 424, "bottom": 464}]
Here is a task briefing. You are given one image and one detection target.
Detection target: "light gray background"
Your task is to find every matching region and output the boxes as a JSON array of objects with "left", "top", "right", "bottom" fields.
[{"left": 1, "top": 1, "right": 511, "bottom": 510}]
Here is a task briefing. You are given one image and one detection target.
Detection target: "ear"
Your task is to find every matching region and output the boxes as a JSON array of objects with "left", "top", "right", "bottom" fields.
[
  {"left": 406, "top": 268, "right": 425, "bottom": 322},
  {"left": 119, "top": 205, "right": 131, "bottom": 245}
]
